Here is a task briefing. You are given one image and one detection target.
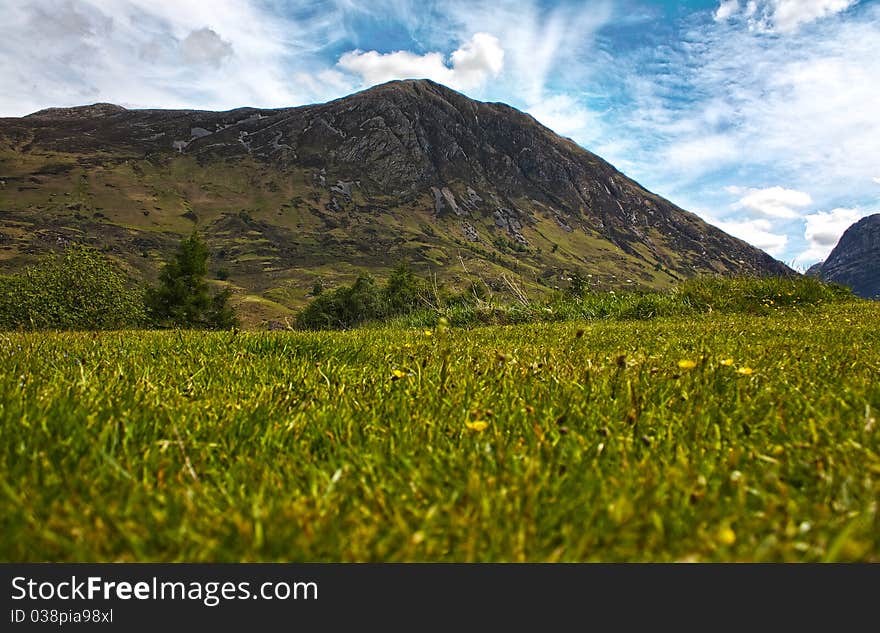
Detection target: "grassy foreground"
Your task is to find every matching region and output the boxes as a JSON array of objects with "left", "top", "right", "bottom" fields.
[{"left": 1, "top": 302, "right": 878, "bottom": 561}]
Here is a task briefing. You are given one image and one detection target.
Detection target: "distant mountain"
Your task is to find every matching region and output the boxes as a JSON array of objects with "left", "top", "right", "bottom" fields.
[
  {"left": 806, "top": 214, "right": 880, "bottom": 299},
  {"left": 0, "top": 79, "right": 791, "bottom": 323},
  {"left": 804, "top": 261, "right": 823, "bottom": 277}
]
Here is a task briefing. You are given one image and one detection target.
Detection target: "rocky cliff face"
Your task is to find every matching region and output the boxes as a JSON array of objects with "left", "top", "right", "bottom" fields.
[
  {"left": 807, "top": 214, "right": 880, "bottom": 299},
  {"left": 0, "top": 79, "right": 791, "bottom": 322}
]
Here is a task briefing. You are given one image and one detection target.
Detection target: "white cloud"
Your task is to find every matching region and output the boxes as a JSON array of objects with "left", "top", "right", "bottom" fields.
[
  {"left": 714, "top": 217, "right": 789, "bottom": 255},
  {"left": 873, "top": 177, "right": 880, "bottom": 185},
  {"left": 707, "top": 184, "right": 814, "bottom": 258},
  {"left": 450, "top": 33, "right": 505, "bottom": 82},
  {"left": 180, "top": 27, "right": 233, "bottom": 67},
  {"left": 713, "top": 0, "right": 857, "bottom": 32},
  {"left": 733, "top": 187, "right": 812, "bottom": 219},
  {"left": 715, "top": 1, "right": 740, "bottom": 21},
  {"left": 759, "top": 0, "right": 857, "bottom": 33},
  {"left": 796, "top": 207, "right": 873, "bottom": 264},
  {"left": 337, "top": 32, "right": 503, "bottom": 91}
]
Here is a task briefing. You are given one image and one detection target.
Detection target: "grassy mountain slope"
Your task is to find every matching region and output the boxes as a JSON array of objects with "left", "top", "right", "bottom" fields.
[{"left": 0, "top": 80, "right": 791, "bottom": 325}]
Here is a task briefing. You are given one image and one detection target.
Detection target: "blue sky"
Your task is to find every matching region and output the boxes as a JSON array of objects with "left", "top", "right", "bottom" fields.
[{"left": 2, "top": 0, "right": 878, "bottom": 268}]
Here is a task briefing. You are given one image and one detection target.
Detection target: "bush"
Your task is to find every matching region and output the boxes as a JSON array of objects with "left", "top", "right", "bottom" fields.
[
  {"left": 296, "top": 264, "right": 432, "bottom": 330},
  {"left": 381, "top": 264, "right": 427, "bottom": 317},
  {"left": 296, "top": 275, "right": 382, "bottom": 329},
  {"left": 0, "top": 245, "right": 145, "bottom": 330}
]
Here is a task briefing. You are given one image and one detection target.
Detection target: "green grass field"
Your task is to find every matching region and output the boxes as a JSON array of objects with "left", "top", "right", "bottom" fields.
[{"left": 1, "top": 301, "right": 878, "bottom": 561}]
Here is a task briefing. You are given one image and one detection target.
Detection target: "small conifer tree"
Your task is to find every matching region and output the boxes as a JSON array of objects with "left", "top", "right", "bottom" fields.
[{"left": 146, "top": 232, "right": 237, "bottom": 329}]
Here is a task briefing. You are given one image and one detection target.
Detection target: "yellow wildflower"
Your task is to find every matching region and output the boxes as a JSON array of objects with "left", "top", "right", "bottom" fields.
[
  {"left": 465, "top": 420, "right": 489, "bottom": 432},
  {"left": 736, "top": 367, "right": 754, "bottom": 375},
  {"left": 423, "top": 329, "right": 433, "bottom": 337},
  {"left": 718, "top": 526, "right": 736, "bottom": 546},
  {"left": 678, "top": 359, "right": 697, "bottom": 370},
  {"left": 720, "top": 358, "right": 734, "bottom": 366},
  {"left": 391, "top": 369, "right": 408, "bottom": 381}
]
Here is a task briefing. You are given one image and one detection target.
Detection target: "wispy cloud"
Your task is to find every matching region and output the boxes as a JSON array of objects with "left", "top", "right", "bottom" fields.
[
  {"left": 437, "top": 0, "right": 612, "bottom": 104},
  {"left": 601, "top": 2, "right": 880, "bottom": 198},
  {"left": 0, "top": 0, "right": 348, "bottom": 115},
  {"left": 715, "top": 0, "right": 858, "bottom": 33}
]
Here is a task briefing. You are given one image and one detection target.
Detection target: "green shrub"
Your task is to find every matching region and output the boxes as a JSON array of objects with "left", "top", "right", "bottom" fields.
[
  {"left": 296, "top": 275, "right": 383, "bottom": 329},
  {"left": 297, "top": 265, "right": 432, "bottom": 330},
  {"left": 0, "top": 245, "right": 145, "bottom": 330},
  {"left": 381, "top": 264, "right": 427, "bottom": 317}
]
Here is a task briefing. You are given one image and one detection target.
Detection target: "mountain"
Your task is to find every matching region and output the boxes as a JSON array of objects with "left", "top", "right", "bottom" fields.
[
  {"left": 0, "top": 79, "right": 790, "bottom": 324},
  {"left": 805, "top": 214, "right": 879, "bottom": 299}
]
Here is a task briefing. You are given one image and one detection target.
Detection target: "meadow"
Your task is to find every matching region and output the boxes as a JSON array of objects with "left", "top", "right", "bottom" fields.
[{"left": 1, "top": 299, "right": 878, "bottom": 561}]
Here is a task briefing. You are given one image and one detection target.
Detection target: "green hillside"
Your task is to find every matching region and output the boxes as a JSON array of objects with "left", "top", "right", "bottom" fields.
[{"left": 0, "top": 80, "right": 792, "bottom": 327}]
